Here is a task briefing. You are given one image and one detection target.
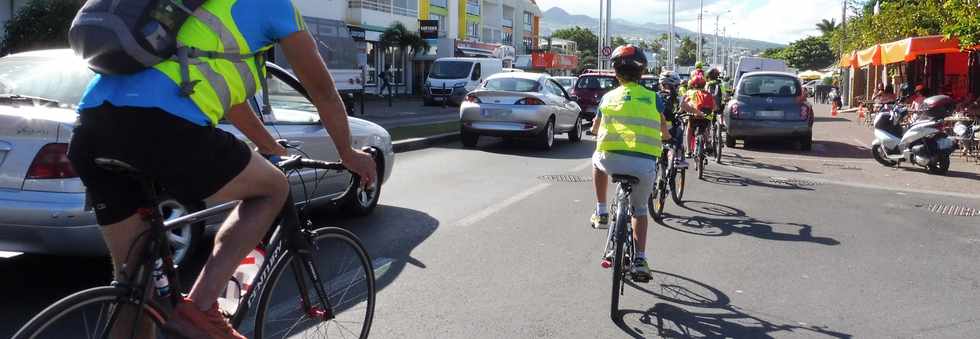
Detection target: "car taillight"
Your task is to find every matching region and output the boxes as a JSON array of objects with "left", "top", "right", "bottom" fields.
[
  {"left": 27, "top": 143, "right": 77, "bottom": 179},
  {"left": 465, "top": 94, "right": 482, "bottom": 103},
  {"left": 730, "top": 102, "right": 741, "bottom": 119},
  {"left": 800, "top": 104, "right": 811, "bottom": 120},
  {"left": 516, "top": 97, "right": 545, "bottom": 105}
]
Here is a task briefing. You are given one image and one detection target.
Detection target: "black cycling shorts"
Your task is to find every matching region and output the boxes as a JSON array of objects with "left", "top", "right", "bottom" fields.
[{"left": 68, "top": 103, "right": 252, "bottom": 225}]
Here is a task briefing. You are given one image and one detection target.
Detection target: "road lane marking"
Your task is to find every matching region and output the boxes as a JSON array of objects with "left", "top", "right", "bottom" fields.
[
  {"left": 572, "top": 161, "right": 593, "bottom": 172},
  {"left": 456, "top": 182, "right": 552, "bottom": 227},
  {"left": 853, "top": 138, "right": 869, "bottom": 148}
]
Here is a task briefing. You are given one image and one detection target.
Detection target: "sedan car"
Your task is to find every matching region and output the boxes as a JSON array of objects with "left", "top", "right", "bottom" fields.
[
  {"left": 723, "top": 71, "right": 814, "bottom": 150},
  {"left": 0, "top": 49, "right": 395, "bottom": 264},
  {"left": 571, "top": 71, "right": 619, "bottom": 120},
  {"left": 459, "top": 72, "right": 583, "bottom": 149},
  {"left": 552, "top": 76, "right": 577, "bottom": 93}
]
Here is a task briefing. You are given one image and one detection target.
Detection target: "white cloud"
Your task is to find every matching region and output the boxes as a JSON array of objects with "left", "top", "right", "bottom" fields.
[{"left": 535, "top": 0, "right": 843, "bottom": 44}]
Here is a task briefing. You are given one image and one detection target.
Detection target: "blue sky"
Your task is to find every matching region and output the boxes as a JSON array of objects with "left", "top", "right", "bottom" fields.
[{"left": 534, "top": 0, "right": 843, "bottom": 44}]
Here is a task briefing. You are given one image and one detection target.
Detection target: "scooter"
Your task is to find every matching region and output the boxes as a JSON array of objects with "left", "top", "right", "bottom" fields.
[{"left": 871, "top": 104, "right": 956, "bottom": 175}]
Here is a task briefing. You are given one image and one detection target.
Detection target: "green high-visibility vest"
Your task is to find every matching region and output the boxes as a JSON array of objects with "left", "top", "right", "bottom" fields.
[
  {"left": 597, "top": 82, "right": 664, "bottom": 157},
  {"left": 153, "top": 0, "right": 277, "bottom": 125}
]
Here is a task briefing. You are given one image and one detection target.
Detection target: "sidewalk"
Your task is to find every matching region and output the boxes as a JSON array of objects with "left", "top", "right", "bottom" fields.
[{"left": 352, "top": 95, "right": 458, "bottom": 129}]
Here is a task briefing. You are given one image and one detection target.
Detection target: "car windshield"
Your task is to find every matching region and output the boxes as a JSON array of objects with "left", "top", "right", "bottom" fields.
[
  {"left": 429, "top": 61, "right": 473, "bottom": 79},
  {"left": 575, "top": 76, "right": 618, "bottom": 90},
  {"left": 483, "top": 78, "right": 539, "bottom": 92},
  {"left": 0, "top": 54, "right": 95, "bottom": 108},
  {"left": 739, "top": 75, "right": 800, "bottom": 97}
]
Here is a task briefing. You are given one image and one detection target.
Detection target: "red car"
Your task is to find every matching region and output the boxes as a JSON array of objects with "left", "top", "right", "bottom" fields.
[{"left": 572, "top": 70, "right": 619, "bottom": 120}]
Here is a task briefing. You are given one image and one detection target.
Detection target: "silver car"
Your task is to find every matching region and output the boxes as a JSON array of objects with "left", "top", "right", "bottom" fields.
[
  {"left": 459, "top": 72, "right": 583, "bottom": 149},
  {"left": 0, "top": 49, "right": 395, "bottom": 263}
]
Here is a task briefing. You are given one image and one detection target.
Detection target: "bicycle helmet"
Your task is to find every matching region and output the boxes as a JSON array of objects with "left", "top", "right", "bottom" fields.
[
  {"left": 707, "top": 68, "right": 720, "bottom": 80},
  {"left": 659, "top": 70, "right": 680, "bottom": 87},
  {"left": 610, "top": 44, "right": 648, "bottom": 69},
  {"left": 921, "top": 95, "right": 956, "bottom": 118},
  {"left": 695, "top": 61, "right": 704, "bottom": 70}
]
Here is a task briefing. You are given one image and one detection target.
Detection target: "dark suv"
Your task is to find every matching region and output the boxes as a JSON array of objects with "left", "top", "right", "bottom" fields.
[{"left": 572, "top": 72, "right": 619, "bottom": 120}]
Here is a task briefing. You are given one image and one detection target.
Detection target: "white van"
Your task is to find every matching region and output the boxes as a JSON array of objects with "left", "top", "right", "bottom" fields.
[
  {"left": 734, "top": 57, "right": 788, "bottom": 85},
  {"left": 424, "top": 57, "right": 503, "bottom": 105}
]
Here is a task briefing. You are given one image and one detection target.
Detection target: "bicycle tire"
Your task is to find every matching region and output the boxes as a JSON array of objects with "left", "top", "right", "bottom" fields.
[
  {"left": 696, "top": 134, "right": 705, "bottom": 180},
  {"left": 649, "top": 157, "right": 668, "bottom": 221},
  {"left": 714, "top": 123, "right": 723, "bottom": 164},
  {"left": 610, "top": 202, "right": 628, "bottom": 320},
  {"left": 254, "top": 227, "right": 376, "bottom": 339},
  {"left": 14, "top": 286, "right": 167, "bottom": 339}
]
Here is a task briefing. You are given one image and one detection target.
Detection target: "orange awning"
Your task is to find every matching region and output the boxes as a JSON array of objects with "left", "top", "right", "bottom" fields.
[
  {"left": 838, "top": 51, "right": 857, "bottom": 68},
  {"left": 879, "top": 35, "right": 964, "bottom": 64},
  {"left": 856, "top": 44, "right": 882, "bottom": 67}
]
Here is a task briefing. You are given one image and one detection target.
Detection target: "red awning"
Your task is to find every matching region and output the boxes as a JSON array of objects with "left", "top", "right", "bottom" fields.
[{"left": 879, "top": 35, "right": 964, "bottom": 64}]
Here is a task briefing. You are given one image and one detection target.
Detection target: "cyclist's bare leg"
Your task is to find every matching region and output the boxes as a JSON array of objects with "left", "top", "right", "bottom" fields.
[
  {"left": 593, "top": 166, "right": 608, "bottom": 206},
  {"left": 188, "top": 152, "right": 289, "bottom": 310},
  {"left": 632, "top": 216, "right": 648, "bottom": 254},
  {"left": 100, "top": 214, "right": 159, "bottom": 338}
]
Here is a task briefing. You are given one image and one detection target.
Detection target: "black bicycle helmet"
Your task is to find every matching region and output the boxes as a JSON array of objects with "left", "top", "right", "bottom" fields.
[
  {"left": 610, "top": 44, "right": 647, "bottom": 69},
  {"left": 922, "top": 95, "right": 956, "bottom": 118},
  {"left": 707, "top": 68, "right": 720, "bottom": 79}
]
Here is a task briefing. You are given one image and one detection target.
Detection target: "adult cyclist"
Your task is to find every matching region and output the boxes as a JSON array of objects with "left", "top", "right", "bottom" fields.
[
  {"left": 589, "top": 45, "right": 670, "bottom": 279},
  {"left": 67, "top": 1, "right": 377, "bottom": 338},
  {"left": 658, "top": 70, "right": 688, "bottom": 168}
]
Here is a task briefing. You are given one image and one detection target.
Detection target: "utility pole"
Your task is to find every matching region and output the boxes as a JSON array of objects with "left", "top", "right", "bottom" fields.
[
  {"left": 666, "top": 0, "right": 673, "bottom": 71},
  {"left": 598, "top": 0, "right": 604, "bottom": 69},
  {"left": 713, "top": 15, "right": 720, "bottom": 66},
  {"left": 697, "top": 0, "right": 703, "bottom": 64},
  {"left": 605, "top": 0, "right": 611, "bottom": 67},
  {"left": 669, "top": 0, "right": 676, "bottom": 70}
]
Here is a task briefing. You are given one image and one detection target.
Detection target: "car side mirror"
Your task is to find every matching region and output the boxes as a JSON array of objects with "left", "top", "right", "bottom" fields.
[{"left": 569, "top": 95, "right": 578, "bottom": 101}]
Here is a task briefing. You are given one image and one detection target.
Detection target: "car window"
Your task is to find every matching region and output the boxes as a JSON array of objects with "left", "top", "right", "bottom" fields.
[
  {"left": 638, "top": 78, "right": 659, "bottom": 91},
  {"left": 739, "top": 75, "right": 800, "bottom": 97},
  {"left": 547, "top": 79, "right": 569, "bottom": 98},
  {"left": 264, "top": 74, "right": 320, "bottom": 124},
  {"left": 575, "top": 76, "right": 619, "bottom": 90},
  {"left": 429, "top": 61, "right": 473, "bottom": 79},
  {"left": 0, "top": 55, "right": 95, "bottom": 109},
  {"left": 483, "top": 78, "right": 539, "bottom": 92},
  {"left": 555, "top": 78, "right": 573, "bottom": 88},
  {"left": 471, "top": 63, "right": 481, "bottom": 80}
]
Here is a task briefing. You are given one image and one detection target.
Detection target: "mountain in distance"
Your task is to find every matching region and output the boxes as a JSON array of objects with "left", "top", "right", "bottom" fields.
[{"left": 540, "top": 7, "right": 784, "bottom": 52}]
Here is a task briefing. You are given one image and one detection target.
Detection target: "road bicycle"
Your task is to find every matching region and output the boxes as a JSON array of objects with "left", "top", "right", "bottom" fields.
[
  {"left": 600, "top": 174, "right": 651, "bottom": 320},
  {"left": 14, "top": 145, "right": 377, "bottom": 339},
  {"left": 713, "top": 113, "right": 724, "bottom": 164}
]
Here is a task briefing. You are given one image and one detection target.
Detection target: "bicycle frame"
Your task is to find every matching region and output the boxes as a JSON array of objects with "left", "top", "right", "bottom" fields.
[{"left": 603, "top": 183, "right": 635, "bottom": 269}]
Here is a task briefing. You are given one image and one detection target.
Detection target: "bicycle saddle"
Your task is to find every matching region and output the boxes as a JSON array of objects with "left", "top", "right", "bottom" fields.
[
  {"left": 611, "top": 174, "right": 640, "bottom": 185},
  {"left": 94, "top": 158, "right": 142, "bottom": 175}
]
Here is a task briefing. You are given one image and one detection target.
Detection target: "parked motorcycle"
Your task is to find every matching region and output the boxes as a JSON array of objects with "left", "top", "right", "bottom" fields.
[{"left": 871, "top": 95, "right": 957, "bottom": 175}]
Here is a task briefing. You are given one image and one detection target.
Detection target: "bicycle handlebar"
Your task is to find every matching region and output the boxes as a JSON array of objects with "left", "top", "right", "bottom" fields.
[{"left": 276, "top": 155, "right": 347, "bottom": 172}]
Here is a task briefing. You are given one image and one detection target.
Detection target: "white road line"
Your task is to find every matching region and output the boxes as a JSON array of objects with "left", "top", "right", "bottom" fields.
[
  {"left": 456, "top": 182, "right": 553, "bottom": 227},
  {"left": 853, "top": 138, "right": 869, "bottom": 148}
]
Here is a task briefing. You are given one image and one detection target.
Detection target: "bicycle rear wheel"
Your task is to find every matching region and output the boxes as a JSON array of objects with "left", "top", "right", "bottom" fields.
[
  {"left": 255, "top": 227, "right": 375, "bottom": 339},
  {"left": 649, "top": 156, "right": 668, "bottom": 221},
  {"left": 714, "top": 123, "right": 723, "bottom": 164},
  {"left": 14, "top": 286, "right": 167, "bottom": 339},
  {"left": 696, "top": 134, "right": 705, "bottom": 180},
  {"left": 609, "top": 202, "right": 629, "bottom": 320}
]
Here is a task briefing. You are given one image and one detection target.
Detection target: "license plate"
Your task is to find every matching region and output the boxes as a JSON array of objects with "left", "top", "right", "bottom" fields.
[
  {"left": 757, "top": 110, "right": 784, "bottom": 118},
  {"left": 433, "top": 97, "right": 444, "bottom": 101}
]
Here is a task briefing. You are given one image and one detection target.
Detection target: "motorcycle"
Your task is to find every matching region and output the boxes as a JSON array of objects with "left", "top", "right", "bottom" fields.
[{"left": 871, "top": 103, "right": 956, "bottom": 175}]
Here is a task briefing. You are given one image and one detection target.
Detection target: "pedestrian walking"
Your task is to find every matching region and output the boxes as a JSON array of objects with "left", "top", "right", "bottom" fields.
[{"left": 379, "top": 65, "right": 392, "bottom": 97}]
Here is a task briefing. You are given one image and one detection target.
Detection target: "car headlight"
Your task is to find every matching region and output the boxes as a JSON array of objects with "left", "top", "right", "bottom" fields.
[{"left": 453, "top": 82, "right": 467, "bottom": 88}]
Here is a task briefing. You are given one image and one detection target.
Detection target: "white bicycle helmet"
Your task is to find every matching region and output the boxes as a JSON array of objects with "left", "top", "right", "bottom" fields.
[{"left": 659, "top": 70, "right": 680, "bottom": 87}]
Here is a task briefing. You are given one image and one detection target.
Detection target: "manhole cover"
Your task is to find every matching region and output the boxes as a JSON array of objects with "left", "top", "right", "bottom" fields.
[
  {"left": 921, "top": 203, "right": 980, "bottom": 217},
  {"left": 538, "top": 174, "right": 591, "bottom": 183},
  {"left": 767, "top": 176, "right": 817, "bottom": 186}
]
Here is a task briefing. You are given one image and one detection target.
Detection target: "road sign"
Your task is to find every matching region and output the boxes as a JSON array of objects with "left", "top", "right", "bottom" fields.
[{"left": 602, "top": 46, "right": 612, "bottom": 57}]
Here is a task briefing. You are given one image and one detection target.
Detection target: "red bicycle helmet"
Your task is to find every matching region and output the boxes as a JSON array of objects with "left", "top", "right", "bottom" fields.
[{"left": 610, "top": 44, "right": 647, "bottom": 69}]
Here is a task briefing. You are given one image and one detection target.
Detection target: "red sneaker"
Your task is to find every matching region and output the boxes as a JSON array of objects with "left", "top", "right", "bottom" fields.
[{"left": 166, "top": 297, "right": 245, "bottom": 339}]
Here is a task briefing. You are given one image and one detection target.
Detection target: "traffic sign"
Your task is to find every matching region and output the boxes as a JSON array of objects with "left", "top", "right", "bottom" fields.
[{"left": 602, "top": 46, "right": 612, "bottom": 57}]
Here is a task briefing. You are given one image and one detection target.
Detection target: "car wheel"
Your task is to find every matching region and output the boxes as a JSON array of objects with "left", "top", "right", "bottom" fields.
[
  {"left": 158, "top": 198, "right": 204, "bottom": 267},
  {"left": 537, "top": 119, "right": 555, "bottom": 150},
  {"left": 799, "top": 133, "right": 813, "bottom": 151},
  {"left": 341, "top": 150, "right": 383, "bottom": 216},
  {"left": 461, "top": 129, "right": 479, "bottom": 148},
  {"left": 568, "top": 118, "right": 583, "bottom": 142}
]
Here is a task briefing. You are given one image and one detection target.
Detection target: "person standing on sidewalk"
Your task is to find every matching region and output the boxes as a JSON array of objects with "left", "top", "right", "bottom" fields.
[{"left": 379, "top": 64, "right": 392, "bottom": 97}]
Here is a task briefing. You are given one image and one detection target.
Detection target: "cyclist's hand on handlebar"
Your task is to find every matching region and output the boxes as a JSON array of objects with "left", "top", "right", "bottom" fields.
[
  {"left": 257, "top": 143, "right": 289, "bottom": 157},
  {"left": 341, "top": 148, "right": 377, "bottom": 189}
]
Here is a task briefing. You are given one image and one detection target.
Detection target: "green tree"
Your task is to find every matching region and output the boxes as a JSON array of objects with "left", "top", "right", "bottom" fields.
[
  {"left": 610, "top": 36, "right": 630, "bottom": 49},
  {"left": 1, "top": 0, "right": 82, "bottom": 55},
  {"left": 779, "top": 36, "right": 837, "bottom": 70},
  {"left": 941, "top": 0, "right": 980, "bottom": 48},
  {"left": 675, "top": 36, "right": 697, "bottom": 66},
  {"left": 761, "top": 47, "right": 786, "bottom": 59},
  {"left": 816, "top": 19, "right": 838, "bottom": 35},
  {"left": 552, "top": 26, "right": 599, "bottom": 72}
]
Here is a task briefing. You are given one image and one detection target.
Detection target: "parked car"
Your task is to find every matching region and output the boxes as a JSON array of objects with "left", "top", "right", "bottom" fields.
[
  {"left": 0, "top": 49, "right": 395, "bottom": 264},
  {"left": 459, "top": 72, "right": 583, "bottom": 149},
  {"left": 552, "top": 76, "right": 577, "bottom": 93},
  {"left": 424, "top": 57, "right": 503, "bottom": 106},
  {"left": 638, "top": 75, "right": 660, "bottom": 92},
  {"left": 723, "top": 71, "right": 814, "bottom": 150},
  {"left": 572, "top": 70, "right": 619, "bottom": 120}
]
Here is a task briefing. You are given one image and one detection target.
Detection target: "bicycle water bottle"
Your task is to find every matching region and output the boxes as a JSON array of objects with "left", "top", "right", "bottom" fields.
[
  {"left": 152, "top": 258, "right": 171, "bottom": 297},
  {"left": 232, "top": 247, "right": 266, "bottom": 296}
]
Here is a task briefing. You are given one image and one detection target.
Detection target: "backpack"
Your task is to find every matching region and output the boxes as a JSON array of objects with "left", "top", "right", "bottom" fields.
[
  {"left": 69, "top": 0, "right": 272, "bottom": 112},
  {"left": 690, "top": 90, "right": 715, "bottom": 113}
]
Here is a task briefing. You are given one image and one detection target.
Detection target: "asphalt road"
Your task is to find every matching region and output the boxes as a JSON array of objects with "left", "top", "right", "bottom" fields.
[{"left": 3, "top": 112, "right": 980, "bottom": 338}]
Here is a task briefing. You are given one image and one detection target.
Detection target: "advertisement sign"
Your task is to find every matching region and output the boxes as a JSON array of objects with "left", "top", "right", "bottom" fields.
[
  {"left": 531, "top": 52, "right": 579, "bottom": 70},
  {"left": 348, "top": 25, "right": 366, "bottom": 41},
  {"left": 419, "top": 20, "right": 439, "bottom": 40}
]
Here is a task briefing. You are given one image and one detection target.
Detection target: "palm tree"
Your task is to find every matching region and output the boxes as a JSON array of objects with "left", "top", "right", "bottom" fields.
[
  {"left": 816, "top": 18, "right": 838, "bottom": 35},
  {"left": 380, "top": 22, "right": 430, "bottom": 95}
]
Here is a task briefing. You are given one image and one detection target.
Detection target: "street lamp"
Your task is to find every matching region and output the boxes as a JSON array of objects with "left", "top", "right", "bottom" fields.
[{"left": 712, "top": 10, "right": 731, "bottom": 66}]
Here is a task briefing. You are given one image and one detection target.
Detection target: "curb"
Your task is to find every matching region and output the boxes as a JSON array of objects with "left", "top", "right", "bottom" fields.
[{"left": 392, "top": 132, "right": 460, "bottom": 153}]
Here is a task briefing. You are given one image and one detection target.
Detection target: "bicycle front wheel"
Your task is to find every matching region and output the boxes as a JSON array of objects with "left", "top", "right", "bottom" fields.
[
  {"left": 255, "top": 227, "right": 375, "bottom": 339},
  {"left": 696, "top": 134, "right": 705, "bottom": 180},
  {"left": 14, "top": 286, "right": 167, "bottom": 339},
  {"left": 610, "top": 203, "right": 629, "bottom": 320},
  {"left": 649, "top": 157, "right": 668, "bottom": 220}
]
